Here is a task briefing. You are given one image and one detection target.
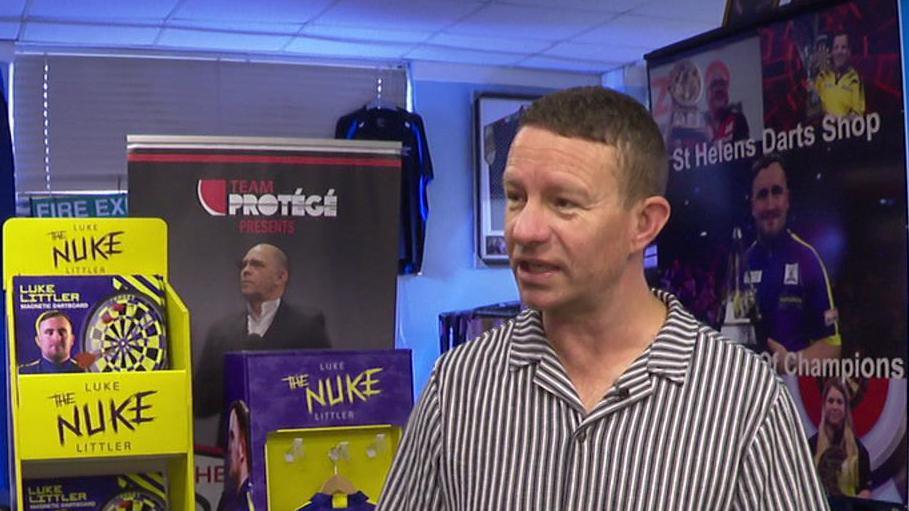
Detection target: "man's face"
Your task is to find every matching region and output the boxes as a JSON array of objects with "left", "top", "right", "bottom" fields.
[
  {"left": 751, "top": 162, "right": 790, "bottom": 240},
  {"left": 708, "top": 77, "right": 729, "bottom": 113},
  {"left": 824, "top": 387, "right": 846, "bottom": 428},
  {"left": 504, "top": 126, "right": 635, "bottom": 315},
  {"left": 35, "top": 315, "right": 74, "bottom": 363},
  {"left": 226, "top": 408, "right": 246, "bottom": 487},
  {"left": 832, "top": 34, "right": 851, "bottom": 71},
  {"left": 239, "top": 245, "right": 286, "bottom": 302}
]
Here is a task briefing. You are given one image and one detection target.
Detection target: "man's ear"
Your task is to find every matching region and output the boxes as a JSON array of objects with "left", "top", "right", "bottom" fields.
[{"left": 629, "top": 196, "right": 671, "bottom": 253}]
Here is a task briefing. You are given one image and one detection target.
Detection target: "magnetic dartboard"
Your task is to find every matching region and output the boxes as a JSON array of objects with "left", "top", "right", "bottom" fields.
[
  {"left": 83, "top": 291, "right": 168, "bottom": 372},
  {"left": 101, "top": 490, "right": 166, "bottom": 511}
]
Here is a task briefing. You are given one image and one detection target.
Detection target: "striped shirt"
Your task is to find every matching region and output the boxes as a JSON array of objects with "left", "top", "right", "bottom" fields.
[{"left": 379, "top": 291, "right": 828, "bottom": 510}]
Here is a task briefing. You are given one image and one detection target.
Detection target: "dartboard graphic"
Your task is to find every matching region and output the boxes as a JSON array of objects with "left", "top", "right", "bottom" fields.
[
  {"left": 84, "top": 292, "right": 168, "bottom": 372},
  {"left": 101, "top": 490, "right": 166, "bottom": 511}
]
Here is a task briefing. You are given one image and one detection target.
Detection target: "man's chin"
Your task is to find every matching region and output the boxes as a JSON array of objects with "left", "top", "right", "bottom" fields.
[
  {"left": 518, "top": 288, "right": 567, "bottom": 313},
  {"left": 758, "top": 222, "right": 785, "bottom": 239}
]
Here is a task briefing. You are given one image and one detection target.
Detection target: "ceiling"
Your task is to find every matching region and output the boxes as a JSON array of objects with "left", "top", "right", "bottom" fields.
[{"left": 0, "top": 0, "right": 724, "bottom": 74}]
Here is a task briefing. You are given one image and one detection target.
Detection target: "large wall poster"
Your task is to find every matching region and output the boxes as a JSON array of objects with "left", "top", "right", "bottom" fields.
[
  {"left": 649, "top": 0, "right": 906, "bottom": 504},
  {"left": 129, "top": 136, "right": 401, "bottom": 437},
  {"left": 128, "top": 136, "right": 401, "bottom": 508}
]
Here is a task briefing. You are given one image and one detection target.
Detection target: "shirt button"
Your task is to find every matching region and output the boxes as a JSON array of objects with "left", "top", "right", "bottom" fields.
[{"left": 577, "top": 430, "right": 587, "bottom": 442}]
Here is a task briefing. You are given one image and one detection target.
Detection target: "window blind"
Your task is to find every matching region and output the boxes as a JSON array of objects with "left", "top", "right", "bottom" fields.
[{"left": 12, "top": 54, "right": 406, "bottom": 193}]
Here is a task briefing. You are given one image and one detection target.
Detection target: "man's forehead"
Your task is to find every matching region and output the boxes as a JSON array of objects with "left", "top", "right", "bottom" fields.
[
  {"left": 243, "top": 247, "right": 273, "bottom": 262},
  {"left": 753, "top": 163, "right": 787, "bottom": 187},
  {"left": 506, "top": 128, "right": 618, "bottom": 171},
  {"left": 40, "top": 316, "right": 71, "bottom": 330}
]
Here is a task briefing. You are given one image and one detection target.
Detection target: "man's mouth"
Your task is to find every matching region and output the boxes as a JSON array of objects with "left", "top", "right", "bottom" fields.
[{"left": 517, "top": 260, "right": 559, "bottom": 274}]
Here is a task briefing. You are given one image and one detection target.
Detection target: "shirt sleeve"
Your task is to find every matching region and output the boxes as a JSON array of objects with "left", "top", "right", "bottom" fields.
[
  {"left": 732, "top": 384, "right": 830, "bottom": 510},
  {"left": 852, "top": 76, "right": 866, "bottom": 116},
  {"left": 377, "top": 369, "right": 444, "bottom": 511},
  {"left": 803, "top": 244, "right": 839, "bottom": 345}
]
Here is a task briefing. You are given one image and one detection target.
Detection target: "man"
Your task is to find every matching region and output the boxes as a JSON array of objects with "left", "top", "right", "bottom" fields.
[
  {"left": 379, "top": 87, "right": 827, "bottom": 510},
  {"left": 815, "top": 31, "right": 865, "bottom": 117},
  {"left": 19, "top": 310, "right": 83, "bottom": 374},
  {"left": 704, "top": 60, "right": 749, "bottom": 143},
  {"left": 217, "top": 401, "right": 253, "bottom": 511},
  {"left": 194, "top": 243, "right": 330, "bottom": 419},
  {"left": 743, "top": 154, "right": 841, "bottom": 373}
]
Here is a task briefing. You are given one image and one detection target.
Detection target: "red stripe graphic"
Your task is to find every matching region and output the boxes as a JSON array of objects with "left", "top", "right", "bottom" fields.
[{"left": 128, "top": 153, "right": 400, "bottom": 167}]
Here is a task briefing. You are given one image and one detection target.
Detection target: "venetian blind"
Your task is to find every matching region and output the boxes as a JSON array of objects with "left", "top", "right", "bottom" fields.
[{"left": 13, "top": 54, "right": 406, "bottom": 193}]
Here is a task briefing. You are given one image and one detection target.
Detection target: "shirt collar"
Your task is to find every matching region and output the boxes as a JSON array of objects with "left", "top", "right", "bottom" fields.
[
  {"left": 507, "top": 289, "right": 698, "bottom": 385},
  {"left": 247, "top": 297, "right": 281, "bottom": 319}
]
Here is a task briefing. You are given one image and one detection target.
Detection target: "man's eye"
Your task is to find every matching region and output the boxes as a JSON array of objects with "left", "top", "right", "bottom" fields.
[
  {"left": 505, "top": 192, "right": 524, "bottom": 203},
  {"left": 554, "top": 198, "right": 575, "bottom": 209}
]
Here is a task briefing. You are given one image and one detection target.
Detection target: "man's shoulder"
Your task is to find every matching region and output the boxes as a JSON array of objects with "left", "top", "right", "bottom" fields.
[
  {"left": 277, "top": 301, "right": 324, "bottom": 321},
  {"left": 274, "top": 301, "right": 327, "bottom": 334},
  {"left": 18, "top": 359, "right": 41, "bottom": 374},
  {"left": 59, "top": 358, "right": 83, "bottom": 373},
  {"left": 690, "top": 320, "right": 781, "bottom": 389},
  {"left": 785, "top": 231, "right": 827, "bottom": 268},
  {"left": 844, "top": 67, "right": 862, "bottom": 84},
  {"left": 434, "top": 315, "right": 518, "bottom": 382}
]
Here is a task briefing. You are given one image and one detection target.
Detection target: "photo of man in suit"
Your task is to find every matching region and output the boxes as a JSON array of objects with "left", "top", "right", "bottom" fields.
[{"left": 194, "top": 243, "right": 331, "bottom": 419}]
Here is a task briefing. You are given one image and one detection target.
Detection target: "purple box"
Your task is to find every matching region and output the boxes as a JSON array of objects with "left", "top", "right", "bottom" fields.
[
  {"left": 13, "top": 275, "right": 168, "bottom": 374},
  {"left": 222, "top": 349, "right": 413, "bottom": 511},
  {"left": 23, "top": 473, "right": 167, "bottom": 511}
]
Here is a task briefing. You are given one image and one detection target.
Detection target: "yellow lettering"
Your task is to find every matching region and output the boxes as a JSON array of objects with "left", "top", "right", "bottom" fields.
[
  {"left": 306, "top": 380, "right": 326, "bottom": 414},
  {"left": 361, "top": 368, "right": 383, "bottom": 397}
]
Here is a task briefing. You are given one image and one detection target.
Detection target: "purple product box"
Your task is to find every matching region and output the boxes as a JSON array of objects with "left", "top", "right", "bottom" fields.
[
  {"left": 23, "top": 473, "right": 167, "bottom": 511},
  {"left": 222, "top": 349, "right": 413, "bottom": 511},
  {"left": 13, "top": 275, "right": 168, "bottom": 373}
]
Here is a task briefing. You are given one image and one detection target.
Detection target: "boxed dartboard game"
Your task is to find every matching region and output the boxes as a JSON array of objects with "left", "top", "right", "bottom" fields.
[{"left": 14, "top": 275, "right": 169, "bottom": 374}]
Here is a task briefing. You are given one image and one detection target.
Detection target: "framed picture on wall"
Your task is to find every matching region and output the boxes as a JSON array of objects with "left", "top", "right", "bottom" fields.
[
  {"left": 474, "top": 93, "right": 539, "bottom": 264},
  {"left": 722, "top": 0, "right": 779, "bottom": 27}
]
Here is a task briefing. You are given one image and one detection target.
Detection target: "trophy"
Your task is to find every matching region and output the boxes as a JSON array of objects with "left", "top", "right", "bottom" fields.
[
  {"left": 720, "top": 227, "right": 759, "bottom": 346},
  {"left": 667, "top": 60, "right": 708, "bottom": 148},
  {"left": 797, "top": 16, "right": 828, "bottom": 121}
]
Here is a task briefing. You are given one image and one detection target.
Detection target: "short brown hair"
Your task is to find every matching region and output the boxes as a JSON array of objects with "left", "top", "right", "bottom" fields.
[
  {"left": 750, "top": 152, "right": 789, "bottom": 188},
  {"left": 34, "top": 310, "right": 73, "bottom": 336},
  {"left": 520, "top": 86, "right": 667, "bottom": 205}
]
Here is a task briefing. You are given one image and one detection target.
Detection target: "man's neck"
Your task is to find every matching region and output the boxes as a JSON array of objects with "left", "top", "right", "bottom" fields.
[
  {"left": 247, "top": 296, "right": 279, "bottom": 319},
  {"left": 235, "top": 474, "right": 249, "bottom": 495},
  {"left": 758, "top": 230, "right": 788, "bottom": 249},
  {"left": 542, "top": 274, "right": 667, "bottom": 412}
]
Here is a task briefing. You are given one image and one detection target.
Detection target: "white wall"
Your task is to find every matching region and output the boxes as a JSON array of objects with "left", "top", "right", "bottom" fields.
[{"left": 400, "top": 65, "right": 600, "bottom": 397}]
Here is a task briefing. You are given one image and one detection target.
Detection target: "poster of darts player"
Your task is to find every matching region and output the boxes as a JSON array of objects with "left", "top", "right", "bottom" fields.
[
  {"left": 648, "top": 0, "right": 907, "bottom": 504},
  {"left": 127, "top": 136, "right": 401, "bottom": 450}
]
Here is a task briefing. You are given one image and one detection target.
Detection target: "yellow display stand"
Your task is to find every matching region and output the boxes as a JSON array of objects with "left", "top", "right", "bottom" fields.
[{"left": 3, "top": 218, "right": 194, "bottom": 511}]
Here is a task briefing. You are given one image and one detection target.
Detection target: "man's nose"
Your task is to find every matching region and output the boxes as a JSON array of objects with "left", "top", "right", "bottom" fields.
[{"left": 509, "top": 201, "right": 550, "bottom": 245}]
